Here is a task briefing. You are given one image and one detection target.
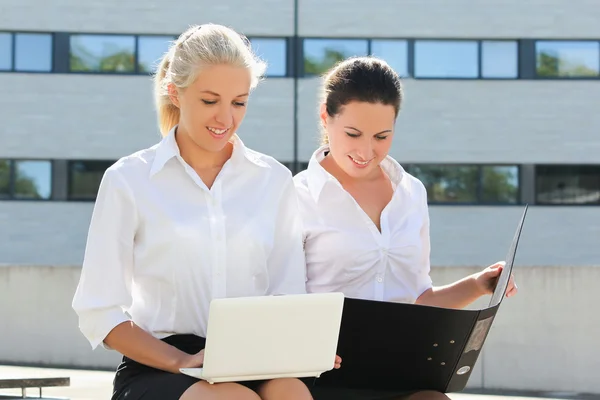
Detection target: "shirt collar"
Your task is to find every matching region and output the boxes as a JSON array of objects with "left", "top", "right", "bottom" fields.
[
  {"left": 150, "top": 125, "right": 268, "bottom": 177},
  {"left": 306, "top": 145, "right": 406, "bottom": 202}
]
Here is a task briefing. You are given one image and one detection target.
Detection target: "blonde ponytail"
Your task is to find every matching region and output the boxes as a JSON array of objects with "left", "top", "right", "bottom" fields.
[
  {"left": 153, "top": 48, "right": 180, "bottom": 136},
  {"left": 152, "top": 24, "right": 267, "bottom": 137}
]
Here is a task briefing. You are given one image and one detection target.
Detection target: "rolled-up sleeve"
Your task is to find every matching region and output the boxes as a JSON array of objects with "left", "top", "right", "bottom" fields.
[
  {"left": 266, "top": 175, "right": 307, "bottom": 295},
  {"left": 72, "top": 167, "right": 137, "bottom": 350}
]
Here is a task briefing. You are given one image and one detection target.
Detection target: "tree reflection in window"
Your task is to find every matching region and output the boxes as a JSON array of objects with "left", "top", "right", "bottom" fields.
[
  {"left": 303, "top": 39, "right": 368, "bottom": 75},
  {"left": 0, "top": 160, "right": 9, "bottom": 198},
  {"left": 536, "top": 41, "right": 600, "bottom": 77},
  {"left": 481, "top": 166, "right": 519, "bottom": 204},
  {"left": 70, "top": 35, "right": 136, "bottom": 73},
  {"left": 411, "top": 165, "right": 479, "bottom": 203},
  {"left": 14, "top": 160, "right": 52, "bottom": 199},
  {"left": 407, "top": 165, "right": 519, "bottom": 204}
]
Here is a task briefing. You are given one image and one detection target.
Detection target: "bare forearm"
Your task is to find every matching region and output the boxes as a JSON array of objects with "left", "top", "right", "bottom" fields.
[
  {"left": 104, "top": 321, "right": 189, "bottom": 374},
  {"left": 416, "top": 274, "right": 484, "bottom": 309}
]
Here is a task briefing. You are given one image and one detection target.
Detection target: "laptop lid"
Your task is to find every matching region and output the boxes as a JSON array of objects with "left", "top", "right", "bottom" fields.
[
  {"left": 200, "top": 292, "right": 344, "bottom": 382},
  {"left": 489, "top": 204, "right": 528, "bottom": 308}
]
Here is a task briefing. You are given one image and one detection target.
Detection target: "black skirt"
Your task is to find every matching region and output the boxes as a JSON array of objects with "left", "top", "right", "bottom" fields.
[
  {"left": 310, "top": 386, "right": 416, "bottom": 400},
  {"left": 111, "top": 334, "right": 267, "bottom": 400},
  {"left": 111, "top": 333, "right": 413, "bottom": 400}
]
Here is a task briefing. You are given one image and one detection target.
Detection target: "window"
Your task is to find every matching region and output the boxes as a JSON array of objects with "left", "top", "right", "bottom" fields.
[
  {"left": 0, "top": 160, "right": 9, "bottom": 198},
  {"left": 481, "top": 41, "right": 518, "bottom": 78},
  {"left": 0, "top": 33, "right": 12, "bottom": 71},
  {"left": 14, "top": 33, "right": 53, "bottom": 72},
  {"left": 0, "top": 160, "right": 52, "bottom": 200},
  {"left": 70, "top": 34, "right": 136, "bottom": 73},
  {"left": 303, "top": 39, "right": 368, "bottom": 75},
  {"left": 407, "top": 164, "right": 520, "bottom": 204},
  {"left": 536, "top": 41, "right": 600, "bottom": 77},
  {"left": 481, "top": 166, "right": 519, "bottom": 203},
  {"left": 249, "top": 38, "right": 287, "bottom": 77},
  {"left": 410, "top": 165, "right": 479, "bottom": 203},
  {"left": 370, "top": 40, "right": 409, "bottom": 77},
  {"left": 137, "top": 35, "right": 174, "bottom": 74},
  {"left": 414, "top": 40, "right": 478, "bottom": 78},
  {"left": 536, "top": 165, "right": 600, "bottom": 204},
  {"left": 13, "top": 160, "right": 52, "bottom": 199},
  {"left": 68, "top": 160, "right": 114, "bottom": 200}
]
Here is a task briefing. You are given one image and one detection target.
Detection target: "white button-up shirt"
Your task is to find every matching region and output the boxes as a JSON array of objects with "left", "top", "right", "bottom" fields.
[
  {"left": 72, "top": 127, "right": 307, "bottom": 350},
  {"left": 294, "top": 146, "right": 432, "bottom": 304}
]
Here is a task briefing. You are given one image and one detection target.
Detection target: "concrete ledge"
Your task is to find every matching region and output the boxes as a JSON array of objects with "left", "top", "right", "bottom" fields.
[{"left": 1, "top": 265, "right": 598, "bottom": 393}]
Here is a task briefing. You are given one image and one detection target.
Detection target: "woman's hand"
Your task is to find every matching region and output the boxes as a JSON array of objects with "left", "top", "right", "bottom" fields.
[
  {"left": 176, "top": 349, "right": 205, "bottom": 371},
  {"left": 475, "top": 261, "right": 518, "bottom": 298},
  {"left": 334, "top": 354, "right": 342, "bottom": 369}
]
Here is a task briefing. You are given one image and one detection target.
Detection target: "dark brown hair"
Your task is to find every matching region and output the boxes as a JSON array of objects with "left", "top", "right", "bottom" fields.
[{"left": 320, "top": 56, "right": 403, "bottom": 144}]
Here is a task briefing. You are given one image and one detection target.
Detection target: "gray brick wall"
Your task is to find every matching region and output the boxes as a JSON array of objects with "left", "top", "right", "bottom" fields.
[
  {"left": 0, "top": 0, "right": 294, "bottom": 35},
  {"left": 298, "top": 78, "right": 600, "bottom": 163},
  {"left": 1, "top": 202, "right": 598, "bottom": 267},
  {"left": 0, "top": 75, "right": 294, "bottom": 161},
  {"left": 299, "top": 0, "right": 600, "bottom": 38}
]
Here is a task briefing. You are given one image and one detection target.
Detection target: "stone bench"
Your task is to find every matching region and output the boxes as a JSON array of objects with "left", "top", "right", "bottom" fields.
[{"left": 0, "top": 377, "right": 70, "bottom": 399}]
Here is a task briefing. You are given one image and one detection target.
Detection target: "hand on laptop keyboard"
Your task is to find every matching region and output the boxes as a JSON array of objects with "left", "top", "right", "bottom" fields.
[{"left": 177, "top": 349, "right": 205, "bottom": 370}]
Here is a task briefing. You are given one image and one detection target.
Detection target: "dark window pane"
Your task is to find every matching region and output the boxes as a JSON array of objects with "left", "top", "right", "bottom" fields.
[
  {"left": 410, "top": 165, "right": 479, "bottom": 203},
  {"left": 69, "top": 161, "right": 114, "bottom": 200},
  {"left": 481, "top": 166, "right": 519, "bottom": 203},
  {"left": 303, "top": 39, "right": 368, "bottom": 75},
  {"left": 536, "top": 41, "right": 599, "bottom": 77},
  {"left": 14, "top": 160, "right": 52, "bottom": 200},
  {"left": 370, "top": 40, "right": 409, "bottom": 77},
  {"left": 138, "top": 35, "right": 174, "bottom": 74},
  {"left": 0, "top": 33, "right": 12, "bottom": 71},
  {"left": 15, "top": 33, "right": 53, "bottom": 72},
  {"left": 249, "top": 38, "right": 287, "bottom": 77},
  {"left": 482, "top": 41, "right": 518, "bottom": 78},
  {"left": 0, "top": 160, "right": 10, "bottom": 198},
  {"left": 415, "top": 40, "right": 478, "bottom": 78},
  {"left": 536, "top": 165, "right": 600, "bottom": 204},
  {"left": 70, "top": 35, "right": 135, "bottom": 73}
]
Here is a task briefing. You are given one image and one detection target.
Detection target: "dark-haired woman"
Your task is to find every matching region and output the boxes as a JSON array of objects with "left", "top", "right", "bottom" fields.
[{"left": 294, "top": 56, "right": 518, "bottom": 400}]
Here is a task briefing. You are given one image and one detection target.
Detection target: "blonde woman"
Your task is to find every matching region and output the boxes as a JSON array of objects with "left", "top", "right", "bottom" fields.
[{"left": 72, "top": 24, "right": 320, "bottom": 400}]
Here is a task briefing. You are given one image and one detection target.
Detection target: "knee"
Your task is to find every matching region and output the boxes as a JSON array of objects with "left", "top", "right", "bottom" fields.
[
  {"left": 406, "top": 390, "right": 450, "bottom": 400},
  {"left": 180, "top": 381, "right": 261, "bottom": 400},
  {"left": 258, "top": 378, "right": 312, "bottom": 399}
]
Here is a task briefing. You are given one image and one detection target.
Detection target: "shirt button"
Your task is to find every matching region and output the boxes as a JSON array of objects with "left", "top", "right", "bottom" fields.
[{"left": 376, "top": 276, "right": 383, "bottom": 283}]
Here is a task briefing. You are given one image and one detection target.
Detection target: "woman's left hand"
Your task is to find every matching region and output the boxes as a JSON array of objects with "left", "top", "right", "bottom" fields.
[
  {"left": 334, "top": 354, "right": 342, "bottom": 369},
  {"left": 475, "top": 261, "right": 518, "bottom": 298}
]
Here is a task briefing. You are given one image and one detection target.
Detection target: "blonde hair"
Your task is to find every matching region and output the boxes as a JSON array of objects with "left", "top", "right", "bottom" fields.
[{"left": 154, "top": 23, "right": 267, "bottom": 136}]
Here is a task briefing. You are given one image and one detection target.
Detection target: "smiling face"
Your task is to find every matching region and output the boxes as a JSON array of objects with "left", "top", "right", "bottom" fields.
[
  {"left": 321, "top": 100, "right": 396, "bottom": 179},
  {"left": 169, "top": 63, "right": 251, "bottom": 154}
]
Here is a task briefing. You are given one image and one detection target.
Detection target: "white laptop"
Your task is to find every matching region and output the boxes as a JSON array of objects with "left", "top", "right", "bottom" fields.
[{"left": 180, "top": 292, "right": 345, "bottom": 384}]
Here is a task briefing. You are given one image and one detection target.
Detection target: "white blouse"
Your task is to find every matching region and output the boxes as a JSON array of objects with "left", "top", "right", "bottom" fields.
[
  {"left": 294, "top": 146, "right": 433, "bottom": 304},
  {"left": 72, "top": 127, "right": 307, "bottom": 350}
]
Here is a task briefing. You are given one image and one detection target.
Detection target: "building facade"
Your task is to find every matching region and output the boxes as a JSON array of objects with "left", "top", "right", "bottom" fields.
[
  {"left": 1, "top": 0, "right": 599, "bottom": 269},
  {"left": 1, "top": 0, "right": 600, "bottom": 393}
]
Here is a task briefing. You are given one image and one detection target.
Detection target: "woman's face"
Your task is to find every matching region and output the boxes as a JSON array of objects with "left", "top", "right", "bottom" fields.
[{"left": 322, "top": 101, "right": 396, "bottom": 179}]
